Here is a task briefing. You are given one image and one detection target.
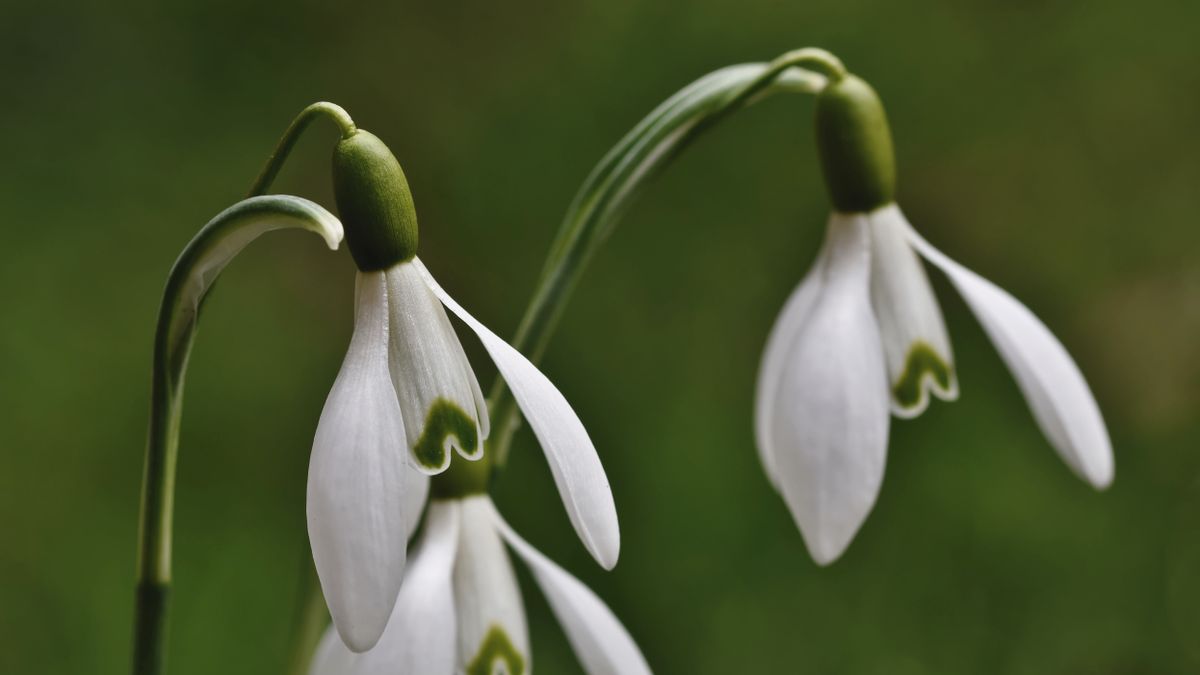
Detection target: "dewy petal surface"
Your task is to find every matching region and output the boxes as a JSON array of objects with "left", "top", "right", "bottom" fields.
[
  {"left": 307, "top": 271, "right": 411, "bottom": 652},
  {"left": 385, "top": 260, "right": 489, "bottom": 474},
  {"left": 308, "top": 500, "right": 462, "bottom": 675},
  {"left": 765, "top": 213, "right": 891, "bottom": 565},
  {"left": 905, "top": 225, "right": 1114, "bottom": 489},
  {"left": 867, "top": 205, "right": 958, "bottom": 417},
  {"left": 755, "top": 233, "right": 831, "bottom": 490},
  {"left": 491, "top": 503, "right": 652, "bottom": 675},
  {"left": 416, "top": 259, "right": 621, "bottom": 570},
  {"left": 454, "top": 496, "right": 530, "bottom": 675}
]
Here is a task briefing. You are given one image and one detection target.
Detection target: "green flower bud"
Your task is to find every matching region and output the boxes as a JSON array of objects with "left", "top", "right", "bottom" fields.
[
  {"left": 332, "top": 130, "right": 419, "bottom": 270},
  {"left": 815, "top": 74, "right": 896, "bottom": 213}
]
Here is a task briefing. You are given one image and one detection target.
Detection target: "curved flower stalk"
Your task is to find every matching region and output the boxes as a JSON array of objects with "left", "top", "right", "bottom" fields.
[
  {"left": 309, "top": 130, "right": 619, "bottom": 652},
  {"left": 134, "top": 195, "right": 344, "bottom": 675},
  {"left": 754, "top": 68, "right": 1114, "bottom": 564},
  {"left": 309, "top": 496, "right": 651, "bottom": 675},
  {"left": 486, "top": 50, "right": 834, "bottom": 467}
]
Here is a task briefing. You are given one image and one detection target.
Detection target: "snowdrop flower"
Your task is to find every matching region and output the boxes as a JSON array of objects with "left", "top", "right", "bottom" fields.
[
  {"left": 755, "top": 71, "right": 1114, "bottom": 564},
  {"left": 308, "top": 130, "right": 620, "bottom": 651},
  {"left": 309, "top": 496, "right": 650, "bottom": 675}
]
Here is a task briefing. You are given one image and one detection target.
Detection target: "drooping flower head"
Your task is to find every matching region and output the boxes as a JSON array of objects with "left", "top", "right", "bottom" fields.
[
  {"left": 307, "top": 130, "right": 620, "bottom": 651},
  {"left": 308, "top": 496, "right": 651, "bottom": 675},
  {"left": 755, "top": 64, "right": 1113, "bottom": 564}
]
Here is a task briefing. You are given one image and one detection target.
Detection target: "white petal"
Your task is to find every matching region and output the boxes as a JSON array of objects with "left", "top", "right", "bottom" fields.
[
  {"left": 491, "top": 503, "right": 653, "bottom": 675},
  {"left": 454, "top": 496, "right": 530, "bottom": 674},
  {"left": 755, "top": 233, "right": 831, "bottom": 490},
  {"left": 867, "top": 205, "right": 958, "bottom": 418},
  {"left": 416, "top": 259, "right": 621, "bottom": 570},
  {"left": 386, "top": 261, "right": 489, "bottom": 473},
  {"left": 764, "top": 214, "right": 891, "bottom": 565},
  {"left": 307, "top": 271, "right": 411, "bottom": 652},
  {"left": 905, "top": 225, "right": 1114, "bottom": 489},
  {"left": 308, "top": 500, "right": 462, "bottom": 675},
  {"left": 402, "top": 468, "right": 431, "bottom": 537}
]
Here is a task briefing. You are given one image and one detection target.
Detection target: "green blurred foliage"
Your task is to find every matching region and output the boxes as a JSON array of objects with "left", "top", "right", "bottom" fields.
[{"left": 1, "top": 0, "right": 1197, "bottom": 672}]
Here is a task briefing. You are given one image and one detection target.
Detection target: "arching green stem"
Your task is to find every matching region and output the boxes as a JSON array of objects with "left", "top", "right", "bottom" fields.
[
  {"left": 248, "top": 102, "right": 357, "bottom": 198},
  {"left": 484, "top": 48, "right": 838, "bottom": 469},
  {"left": 132, "top": 102, "right": 352, "bottom": 675},
  {"left": 132, "top": 196, "right": 342, "bottom": 675}
]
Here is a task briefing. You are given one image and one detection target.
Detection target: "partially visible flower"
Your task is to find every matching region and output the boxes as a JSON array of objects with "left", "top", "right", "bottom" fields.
[
  {"left": 307, "top": 130, "right": 619, "bottom": 651},
  {"left": 755, "top": 72, "right": 1113, "bottom": 565},
  {"left": 309, "top": 496, "right": 651, "bottom": 675}
]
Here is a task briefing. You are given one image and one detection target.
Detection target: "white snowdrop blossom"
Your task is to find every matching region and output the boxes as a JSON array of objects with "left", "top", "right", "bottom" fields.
[
  {"left": 306, "top": 130, "right": 619, "bottom": 652},
  {"left": 754, "top": 73, "right": 1113, "bottom": 565},
  {"left": 309, "top": 496, "right": 651, "bottom": 675}
]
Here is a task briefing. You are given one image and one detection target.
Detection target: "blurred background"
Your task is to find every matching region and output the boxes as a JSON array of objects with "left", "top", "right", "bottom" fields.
[{"left": 1, "top": 0, "right": 1197, "bottom": 672}]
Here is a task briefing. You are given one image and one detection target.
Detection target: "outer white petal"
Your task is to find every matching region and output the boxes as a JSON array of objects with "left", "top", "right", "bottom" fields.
[
  {"left": 454, "top": 496, "right": 530, "bottom": 674},
  {"left": 766, "top": 213, "right": 891, "bottom": 565},
  {"left": 755, "top": 233, "right": 831, "bottom": 490},
  {"left": 491, "top": 503, "right": 653, "bottom": 675},
  {"left": 307, "top": 271, "right": 410, "bottom": 652},
  {"left": 386, "top": 260, "right": 489, "bottom": 473},
  {"left": 867, "top": 205, "right": 958, "bottom": 418},
  {"left": 904, "top": 225, "right": 1114, "bottom": 489},
  {"left": 416, "top": 259, "right": 621, "bottom": 570},
  {"left": 309, "top": 500, "right": 462, "bottom": 675}
]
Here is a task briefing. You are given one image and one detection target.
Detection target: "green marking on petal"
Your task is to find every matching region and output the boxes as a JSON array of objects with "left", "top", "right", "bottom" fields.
[
  {"left": 892, "top": 341, "right": 954, "bottom": 411},
  {"left": 412, "top": 398, "right": 479, "bottom": 470},
  {"left": 466, "top": 625, "right": 525, "bottom": 675}
]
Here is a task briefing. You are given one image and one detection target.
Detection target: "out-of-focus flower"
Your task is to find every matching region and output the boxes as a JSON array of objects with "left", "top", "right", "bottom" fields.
[
  {"left": 310, "top": 496, "right": 650, "bottom": 675},
  {"left": 755, "top": 72, "right": 1113, "bottom": 565}
]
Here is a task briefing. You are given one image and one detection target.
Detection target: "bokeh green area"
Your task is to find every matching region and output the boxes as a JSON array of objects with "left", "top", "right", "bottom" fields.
[{"left": 2, "top": 0, "right": 1198, "bottom": 672}]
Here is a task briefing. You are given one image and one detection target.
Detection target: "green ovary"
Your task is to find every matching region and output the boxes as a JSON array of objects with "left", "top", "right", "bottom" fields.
[
  {"left": 892, "top": 341, "right": 953, "bottom": 410},
  {"left": 412, "top": 398, "right": 478, "bottom": 470},
  {"left": 466, "top": 625, "right": 525, "bottom": 675}
]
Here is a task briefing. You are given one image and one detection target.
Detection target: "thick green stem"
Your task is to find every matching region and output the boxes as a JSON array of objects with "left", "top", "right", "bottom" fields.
[{"left": 484, "top": 49, "right": 838, "bottom": 468}]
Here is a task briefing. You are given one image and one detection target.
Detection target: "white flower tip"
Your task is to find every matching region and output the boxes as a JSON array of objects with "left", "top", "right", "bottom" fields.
[
  {"left": 595, "top": 535, "right": 620, "bottom": 571},
  {"left": 335, "top": 615, "right": 387, "bottom": 654},
  {"left": 798, "top": 517, "right": 858, "bottom": 567},
  {"left": 575, "top": 505, "right": 621, "bottom": 571},
  {"left": 1079, "top": 444, "right": 1115, "bottom": 491},
  {"left": 564, "top": 480, "right": 621, "bottom": 573},
  {"left": 1090, "top": 468, "right": 1114, "bottom": 491}
]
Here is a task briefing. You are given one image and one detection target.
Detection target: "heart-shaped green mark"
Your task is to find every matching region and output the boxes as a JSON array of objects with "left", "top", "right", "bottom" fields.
[
  {"left": 412, "top": 398, "right": 478, "bottom": 470},
  {"left": 892, "top": 341, "right": 953, "bottom": 411},
  {"left": 466, "top": 625, "right": 525, "bottom": 675}
]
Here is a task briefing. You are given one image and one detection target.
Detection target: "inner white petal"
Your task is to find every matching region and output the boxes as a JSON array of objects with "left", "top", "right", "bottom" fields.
[
  {"left": 867, "top": 204, "right": 958, "bottom": 418},
  {"left": 454, "top": 496, "right": 530, "bottom": 674},
  {"left": 385, "top": 261, "right": 489, "bottom": 473}
]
